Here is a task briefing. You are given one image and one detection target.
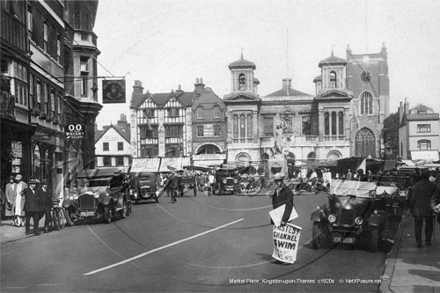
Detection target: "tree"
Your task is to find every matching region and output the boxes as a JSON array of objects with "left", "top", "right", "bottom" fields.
[{"left": 382, "top": 112, "right": 399, "bottom": 159}]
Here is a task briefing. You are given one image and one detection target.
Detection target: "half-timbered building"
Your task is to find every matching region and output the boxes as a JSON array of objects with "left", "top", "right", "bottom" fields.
[{"left": 130, "top": 81, "right": 193, "bottom": 159}]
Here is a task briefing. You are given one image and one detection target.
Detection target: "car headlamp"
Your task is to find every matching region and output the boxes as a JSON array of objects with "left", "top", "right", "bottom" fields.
[
  {"left": 354, "top": 216, "right": 363, "bottom": 225},
  {"left": 73, "top": 194, "right": 78, "bottom": 200},
  {"left": 233, "top": 179, "right": 238, "bottom": 184},
  {"left": 223, "top": 179, "right": 227, "bottom": 184},
  {"left": 328, "top": 214, "right": 336, "bottom": 223},
  {"left": 93, "top": 192, "right": 100, "bottom": 199}
]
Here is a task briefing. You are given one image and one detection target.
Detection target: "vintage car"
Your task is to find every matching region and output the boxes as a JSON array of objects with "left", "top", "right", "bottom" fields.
[
  {"left": 63, "top": 168, "right": 131, "bottom": 225},
  {"left": 310, "top": 179, "right": 398, "bottom": 252},
  {"left": 130, "top": 172, "right": 159, "bottom": 203},
  {"left": 212, "top": 167, "right": 240, "bottom": 195}
]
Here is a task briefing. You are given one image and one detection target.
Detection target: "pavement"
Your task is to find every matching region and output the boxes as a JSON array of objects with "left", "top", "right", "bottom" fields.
[
  {"left": 379, "top": 212, "right": 440, "bottom": 293},
  {"left": 2, "top": 212, "right": 439, "bottom": 293}
]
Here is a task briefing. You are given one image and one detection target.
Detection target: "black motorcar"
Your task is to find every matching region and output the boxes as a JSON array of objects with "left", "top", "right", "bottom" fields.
[
  {"left": 310, "top": 179, "right": 398, "bottom": 252},
  {"left": 130, "top": 172, "right": 159, "bottom": 203},
  {"left": 63, "top": 168, "right": 131, "bottom": 225},
  {"left": 212, "top": 167, "right": 240, "bottom": 195}
]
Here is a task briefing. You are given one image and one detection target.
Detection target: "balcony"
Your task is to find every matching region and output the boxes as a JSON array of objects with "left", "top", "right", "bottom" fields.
[
  {"left": 232, "top": 138, "right": 254, "bottom": 144},
  {"left": 323, "top": 135, "right": 345, "bottom": 141}
]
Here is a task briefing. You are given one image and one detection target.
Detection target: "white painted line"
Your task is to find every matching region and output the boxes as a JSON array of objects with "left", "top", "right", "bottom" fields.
[{"left": 84, "top": 218, "right": 244, "bottom": 275}]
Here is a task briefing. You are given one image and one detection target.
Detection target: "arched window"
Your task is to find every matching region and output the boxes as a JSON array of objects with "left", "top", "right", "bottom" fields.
[
  {"left": 331, "top": 112, "right": 337, "bottom": 135},
  {"left": 233, "top": 115, "right": 238, "bottom": 138},
  {"left": 338, "top": 111, "right": 344, "bottom": 135},
  {"left": 325, "top": 112, "right": 329, "bottom": 135},
  {"left": 307, "top": 152, "right": 316, "bottom": 162},
  {"left": 247, "top": 114, "right": 252, "bottom": 137},
  {"left": 360, "top": 92, "right": 373, "bottom": 115},
  {"left": 197, "top": 107, "right": 203, "bottom": 119},
  {"left": 213, "top": 107, "right": 220, "bottom": 118},
  {"left": 238, "top": 73, "right": 246, "bottom": 90},
  {"left": 329, "top": 71, "right": 337, "bottom": 88},
  {"left": 240, "top": 115, "right": 245, "bottom": 137},
  {"left": 417, "top": 140, "right": 431, "bottom": 150}
]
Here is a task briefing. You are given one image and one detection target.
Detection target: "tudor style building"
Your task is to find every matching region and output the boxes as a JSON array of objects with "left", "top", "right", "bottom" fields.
[{"left": 130, "top": 81, "right": 193, "bottom": 159}]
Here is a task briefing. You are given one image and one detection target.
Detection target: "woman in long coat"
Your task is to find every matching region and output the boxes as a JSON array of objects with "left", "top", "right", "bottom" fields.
[
  {"left": 12, "top": 174, "right": 27, "bottom": 226},
  {"left": 5, "top": 176, "right": 16, "bottom": 220}
]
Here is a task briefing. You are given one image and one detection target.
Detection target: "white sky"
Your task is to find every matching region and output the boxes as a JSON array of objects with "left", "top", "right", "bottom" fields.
[{"left": 93, "top": 0, "right": 440, "bottom": 128}]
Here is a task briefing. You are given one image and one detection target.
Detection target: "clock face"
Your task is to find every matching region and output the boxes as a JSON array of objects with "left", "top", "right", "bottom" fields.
[{"left": 361, "top": 70, "right": 372, "bottom": 82}]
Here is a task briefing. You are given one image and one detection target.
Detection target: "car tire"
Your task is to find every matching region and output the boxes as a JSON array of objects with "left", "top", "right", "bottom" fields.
[
  {"left": 312, "top": 222, "right": 322, "bottom": 249},
  {"left": 193, "top": 187, "right": 197, "bottom": 197},
  {"left": 155, "top": 196, "right": 159, "bottom": 203},
  {"left": 369, "top": 227, "right": 379, "bottom": 252},
  {"left": 120, "top": 202, "right": 127, "bottom": 219}
]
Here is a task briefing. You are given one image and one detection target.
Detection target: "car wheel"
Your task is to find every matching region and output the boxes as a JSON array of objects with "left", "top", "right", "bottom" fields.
[
  {"left": 155, "top": 196, "right": 159, "bottom": 203},
  {"left": 64, "top": 209, "right": 74, "bottom": 226},
  {"left": 193, "top": 186, "right": 197, "bottom": 197},
  {"left": 369, "top": 227, "right": 379, "bottom": 252},
  {"left": 312, "top": 222, "right": 322, "bottom": 249}
]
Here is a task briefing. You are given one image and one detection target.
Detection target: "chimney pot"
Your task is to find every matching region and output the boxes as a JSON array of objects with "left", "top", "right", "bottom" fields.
[{"left": 196, "top": 78, "right": 199, "bottom": 83}]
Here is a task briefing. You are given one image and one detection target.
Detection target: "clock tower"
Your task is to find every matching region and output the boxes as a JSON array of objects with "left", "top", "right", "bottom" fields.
[{"left": 346, "top": 43, "right": 390, "bottom": 159}]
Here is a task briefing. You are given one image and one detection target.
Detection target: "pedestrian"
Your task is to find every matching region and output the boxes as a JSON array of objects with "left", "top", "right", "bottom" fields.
[
  {"left": 356, "top": 169, "right": 368, "bottom": 181},
  {"left": 165, "top": 171, "right": 179, "bottom": 203},
  {"left": 410, "top": 171, "right": 437, "bottom": 247},
  {"left": 323, "top": 169, "right": 332, "bottom": 189},
  {"left": 435, "top": 167, "right": 440, "bottom": 188},
  {"left": 346, "top": 169, "right": 352, "bottom": 180},
  {"left": 5, "top": 176, "right": 16, "bottom": 222},
  {"left": 367, "top": 170, "right": 374, "bottom": 182},
  {"left": 38, "top": 181, "right": 52, "bottom": 233},
  {"left": 270, "top": 172, "right": 295, "bottom": 265},
  {"left": 13, "top": 174, "right": 27, "bottom": 227},
  {"left": 22, "top": 179, "right": 41, "bottom": 236}
]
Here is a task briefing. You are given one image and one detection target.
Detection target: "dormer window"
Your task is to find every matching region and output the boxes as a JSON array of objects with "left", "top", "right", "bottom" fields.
[{"left": 329, "top": 71, "right": 337, "bottom": 88}]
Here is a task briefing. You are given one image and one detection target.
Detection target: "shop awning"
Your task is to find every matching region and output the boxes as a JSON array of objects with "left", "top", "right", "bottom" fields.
[
  {"left": 158, "top": 157, "right": 191, "bottom": 173},
  {"left": 131, "top": 158, "right": 161, "bottom": 173},
  {"left": 411, "top": 151, "right": 439, "bottom": 162},
  {"left": 193, "top": 160, "right": 224, "bottom": 167}
]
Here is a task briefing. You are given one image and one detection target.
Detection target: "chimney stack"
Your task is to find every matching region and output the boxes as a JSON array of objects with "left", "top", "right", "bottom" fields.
[
  {"left": 133, "top": 80, "right": 144, "bottom": 95},
  {"left": 282, "top": 78, "right": 292, "bottom": 89},
  {"left": 194, "top": 77, "right": 205, "bottom": 96}
]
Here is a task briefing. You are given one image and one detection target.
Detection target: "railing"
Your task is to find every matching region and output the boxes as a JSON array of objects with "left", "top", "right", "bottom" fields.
[
  {"left": 232, "top": 138, "right": 253, "bottom": 144},
  {"left": 323, "top": 135, "right": 345, "bottom": 141}
]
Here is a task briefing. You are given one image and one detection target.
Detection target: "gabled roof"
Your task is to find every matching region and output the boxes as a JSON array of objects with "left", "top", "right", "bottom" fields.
[
  {"left": 130, "top": 90, "right": 194, "bottom": 109},
  {"left": 223, "top": 91, "right": 261, "bottom": 103},
  {"left": 410, "top": 103, "right": 433, "bottom": 112},
  {"left": 266, "top": 87, "right": 311, "bottom": 97},
  {"left": 316, "top": 88, "right": 353, "bottom": 100},
  {"left": 95, "top": 124, "right": 130, "bottom": 144}
]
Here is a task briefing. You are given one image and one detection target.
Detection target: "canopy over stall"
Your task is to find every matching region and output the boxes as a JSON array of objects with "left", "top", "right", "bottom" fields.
[{"left": 131, "top": 158, "right": 161, "bottom": 173}]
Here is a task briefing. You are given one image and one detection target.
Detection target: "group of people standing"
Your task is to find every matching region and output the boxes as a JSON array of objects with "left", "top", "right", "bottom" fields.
[{"left": 1, "top": 174, "right": 53, "bottom": 235}]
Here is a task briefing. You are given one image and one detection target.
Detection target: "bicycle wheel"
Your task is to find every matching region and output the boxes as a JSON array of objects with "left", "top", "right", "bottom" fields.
[
  {"left": 58, "top": 208, "right": 66, "bottom": 229},
  {"left": 52, "top": 209, "right": 61, "bottom": 231}
]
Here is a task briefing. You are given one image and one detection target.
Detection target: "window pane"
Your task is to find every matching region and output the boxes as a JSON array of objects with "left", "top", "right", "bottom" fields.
[
  {"left": 325, "top": 112, "right": 329, "bottom": 135},
  {"left": 264, "top": 117, "right": 273, "bottom": 136},
  {"left": 302, "top": 116, "right": 311, "bottom": 136},
  {"left": 331, "top": 112, "right": 337, "bottom": 135},
  {"left": 240, "top": 115, "right": 245, "bottom": 137},
  {"left": 338, "top": 112, "right": 344, "bottom": 135},
  {"left": 233, "top": 115, "right": 238, "bottom": 138}
]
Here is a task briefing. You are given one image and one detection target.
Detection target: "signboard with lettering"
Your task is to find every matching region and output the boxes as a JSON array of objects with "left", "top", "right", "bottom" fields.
[
  {"left": 65, "top": 124, "right": 85, "bottom": 140},
  {"left": 102, "top": 79, "right": 126, "bottom": 104},
  {"left": 272, "top": 223, "right": 301, "bottom": 264}
]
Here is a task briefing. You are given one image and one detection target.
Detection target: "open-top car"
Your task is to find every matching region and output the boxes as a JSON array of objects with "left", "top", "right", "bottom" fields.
[
  {"left": 212, "top": 167, "right": 240, "bottom": 195},
  {"left": 63, "top": 167, "right": 131, "bottom": 225},
  {"left": 310, "top": 179, "right": 398, "bottom": 252}
]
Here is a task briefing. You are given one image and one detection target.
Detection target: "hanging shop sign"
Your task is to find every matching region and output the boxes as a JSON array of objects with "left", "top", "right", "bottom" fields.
[
  {"left": 102, "top": 79, "right": 126, "bottom": 104},
  {"left": 65, "top": 124, "right": 85, "bottom": 140}
]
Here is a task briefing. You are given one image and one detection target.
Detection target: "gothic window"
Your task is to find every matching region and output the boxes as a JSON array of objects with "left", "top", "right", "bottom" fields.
[
  {"left": 338, "top": 111, "right": 344, "bottom": 135},
  {"left": 360, "top": 92, "right": 373, "bottom": 115},
  {"left": 233, "top": 115, "right": 238, "bottom": 138},
  {"left": 324, "top": 112, "right": 329, "bottom": 135},
  {"left": 329, "top": 71, "right": 337, "bottom": 88},
  {"left": 355, "top": 128, "right": 376, "bottom": 158},
  {"left": 417, "top": 140, "right": 431, "bottom": 150},
  {"left": 331, "top": 112, "right": 337, "bottom": 135}
]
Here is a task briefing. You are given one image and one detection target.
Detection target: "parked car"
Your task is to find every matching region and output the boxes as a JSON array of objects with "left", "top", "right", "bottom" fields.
[
  {"left": 310, "top": 179, "right": 398, "bottom": 252},
  {"left": 212, "top": 167, "right": 240, "bottom": 195},
  {"left": 130, "top": 172, "right": 159, "bottom": 204},
  {"left": 63, "top": 168, "right": 131, "bottom": 225}
]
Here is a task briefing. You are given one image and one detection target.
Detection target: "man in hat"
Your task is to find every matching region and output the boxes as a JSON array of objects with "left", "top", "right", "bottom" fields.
[
  {"left": 270, "top": 172, "right": 295, "bottom": 265},
  {"left": 165, "top": 171, "right": 179, "bottom": 203},
  {"left": 356, "top": 169, "right": 368, "bottom": 182},
  {"left": 410, "top": 171, "right": 437, "bottom": 247},
  {"left": 38, "top": 181, "right": 52, "bottom": 233},
  {"left": 22, "top": 179, "right": 41, "bottom": 235}
]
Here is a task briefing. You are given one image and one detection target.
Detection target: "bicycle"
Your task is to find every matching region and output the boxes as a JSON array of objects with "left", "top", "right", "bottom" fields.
[{"left": 51, "top": 198, "right": 66, "bottom": 231}]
